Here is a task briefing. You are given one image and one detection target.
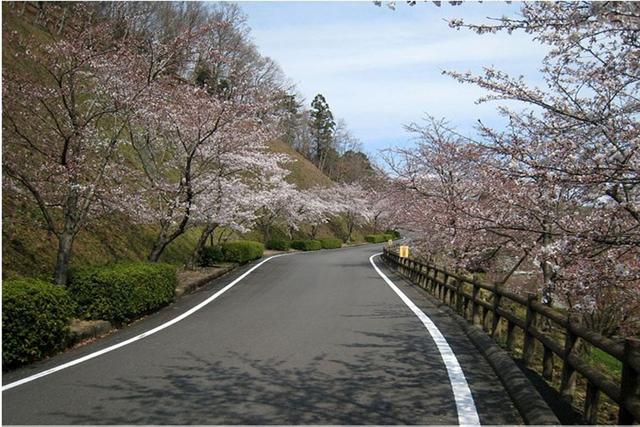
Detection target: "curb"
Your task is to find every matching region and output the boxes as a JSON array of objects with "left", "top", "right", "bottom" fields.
[
  {"left": 384, "top": 260, "right": 560, "bottom": 425},
  {"left": 175, "top": 264, "right": 237, "bottom": 298},
  {"left": 447, "top": 306, "right": 559, "bottom": 425},
  {"left": 69, "top": 319, "right": 113, "bottom": 345}
]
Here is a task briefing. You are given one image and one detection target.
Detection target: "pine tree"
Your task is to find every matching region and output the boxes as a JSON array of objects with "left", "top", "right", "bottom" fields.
[{"left": 310, "top": 94, "right": 335, "bottom": 173}]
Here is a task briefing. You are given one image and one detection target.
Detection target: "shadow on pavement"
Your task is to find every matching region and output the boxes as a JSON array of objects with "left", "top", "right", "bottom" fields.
[{"left": 42, "top": 303, "right": 520, "bottom": 425}]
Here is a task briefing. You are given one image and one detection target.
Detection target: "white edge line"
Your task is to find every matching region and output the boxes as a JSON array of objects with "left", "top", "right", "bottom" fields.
[
  {"left": 369, "top": 253, "right": 481, "bottom": 426},
  {"left": 2, "top": 254, "right": 289, "bottom": 392}
]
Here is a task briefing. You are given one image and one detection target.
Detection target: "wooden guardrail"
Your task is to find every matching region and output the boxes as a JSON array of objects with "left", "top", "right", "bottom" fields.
[{"left": 382, "top": 247, "right": 640, "bottom": 424}]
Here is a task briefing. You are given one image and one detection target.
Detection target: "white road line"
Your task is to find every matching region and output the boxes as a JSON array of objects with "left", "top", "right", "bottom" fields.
[
  {"left": 369, "top": 253, "right": 481, "bottom": 426},
  {"left": 2, "top": 254, "right": 289, "bottom": 392}
]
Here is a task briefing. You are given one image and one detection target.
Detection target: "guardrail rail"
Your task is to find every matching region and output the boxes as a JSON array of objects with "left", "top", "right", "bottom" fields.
[{"left": 382, "top": 247, "right": 639, "bottom": 424}]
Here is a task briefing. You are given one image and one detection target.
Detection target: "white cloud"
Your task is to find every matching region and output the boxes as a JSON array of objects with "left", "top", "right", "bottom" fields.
[{"left": 241, "top": 2, "right": 550, "bottom": 151}]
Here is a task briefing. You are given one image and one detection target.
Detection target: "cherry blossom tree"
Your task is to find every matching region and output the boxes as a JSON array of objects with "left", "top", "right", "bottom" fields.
[
  {"left": 332, "top": 183, "right": 374, "bottom": 242},
  {"left": 187, "top": 141, "right": 292, "bottom": 266},
  {"left": 253, "top": 182, "right": 306, "bottom": 241},
  {"left": 3, "top": 6, "right": 152, "bottom": 284},
  {"left": 383, "top": 2, "right": 640, "bottom": 335}
]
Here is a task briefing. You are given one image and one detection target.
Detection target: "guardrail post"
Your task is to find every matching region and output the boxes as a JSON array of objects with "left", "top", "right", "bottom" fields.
[
  {"left": 491, "top": 284, "right": 502, "bottom": 339},
  {"left": 482, "top": 306, "right": 491, "bottom": 332},
  {"left": 542, "top": 345, "right": 554, "bottom": 380},
  {"left": 471, "top": 282, "right": 480, "bottom": 326},
  {"left": 506, "top": 320, "right": 516, "bottom": 352},
  {"left": 455, "top": 280, "right": 463, "bottom": 315},
  {"left": 618, "top": 338, "right": 640, "bottom": 424},
  {"left": 584, "top": 381, "right": 600, "bottom": 425},
  {"left": 560, "top": 318, "right": 578, "bottom": 401},
  {"left": 425, "top": 266, "right": 431, "bottom": 289},
  {"left": 442, "top": 272, "right": 449, "bottom": 303},
  {"left": 421, "top": 264, "right": 428, "bottom": 289},
  {"left": 433, "top": 269, "right": 439, "bottom": 294},
  {"left": 522, "top": 293, "right": 538, "bottom": 366}
]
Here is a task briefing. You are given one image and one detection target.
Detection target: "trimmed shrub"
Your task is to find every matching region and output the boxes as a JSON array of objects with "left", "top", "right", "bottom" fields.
[
  {"left": 200, "top": 245, "right": 224, "bottom": 266},
  {"left": 365, "top": 234, "right": 395, "bottom": 243},
  {"left": 320, "top": 238, "right": 342, "bottom": 249},
  {"left": 291, "top": 240, "right": 322, "bottom": 251},
  {"left": 385, "top": 229, "right": 401, "bottom": 239},
  {"left": 68, "top": 262, "right": 177, "bottom": 324},
  {"left": 265, "top": 239, "right": 290, "bottom": 251},
  {"left": 220, "top": 241, "right": 264, "bottom": 263},
  {"left": 2, "top": 278, "right": 75, "bottom": 368},
  {"left": 365, "top": 234, "right": 387, "bottom": 243}
]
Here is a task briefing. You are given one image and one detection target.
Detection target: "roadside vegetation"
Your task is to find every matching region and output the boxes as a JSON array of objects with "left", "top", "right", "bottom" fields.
[{"left": 1, "top": 2, "right": 399, "bottom": 369}]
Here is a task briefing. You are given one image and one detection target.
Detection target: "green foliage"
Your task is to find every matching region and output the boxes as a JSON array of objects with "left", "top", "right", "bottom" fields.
[
  {"left": 385, "top": 229, "right": 401, "bottom": 239},
  {"left": 220, "top": 241, "right": 264, "bottom": 264},
  {"left": 68, "top": 262, "right": 176, "bottom": 324},
  {"left": 291, "top": 239, "right": 322, "bottom": 251},
  {"left": 310, "top": 94, "right": 336, "bottom": 165},
  {"left": 265, "top": 239, "right": 290, "bottom": 251},
  {"left": 365, "top": 234, "right": 393, "bottom": 243},
  {"left": 588, "top": 347, "right": 623, "bottom": 376},
  {"left": 2, "top": 278, "right": 74, "bottom": 368},
  {"left": 200, "top": 245, "right": 224, "bottom": 266},
  {"left": 319, "top": 238, "right": 342, "bottom": 249}
]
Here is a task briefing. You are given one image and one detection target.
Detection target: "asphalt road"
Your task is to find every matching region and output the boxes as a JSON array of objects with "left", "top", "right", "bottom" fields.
[{"left": 3, "top": 244, "right": 521, "bottom": 424}]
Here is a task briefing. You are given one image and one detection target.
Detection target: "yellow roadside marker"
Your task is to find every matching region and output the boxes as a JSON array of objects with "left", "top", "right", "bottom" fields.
[{"left": 399, "top": 245, "right": 409, "bottom": 258}]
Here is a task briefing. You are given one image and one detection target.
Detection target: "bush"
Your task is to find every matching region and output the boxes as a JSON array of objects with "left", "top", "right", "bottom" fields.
[
  {"left": 2, "top": 278, "right": 75, "bottom": 368},
  {"left": 220, "top": 241, "right": 264, "bottom": 263},
  {"left": 320, "top": 238, "right": 342, "bottom": 249},
  {"left": 385, "top": 229, "right": 401, "bottom": 239},
  {"left": 265, "top": 239, "right": 290, "bottom": 251},
  {"left": 68, "top": 262, "right": 176, "bottom": 324},
  {"left": 291, "top": 240, "right": 322, "bottom": 251},
  {"left": 200, "top": 245, "right": 224, "bottom": 266},
  {"left": 365, "top": 234, "right": 389, "bottom": 243}
]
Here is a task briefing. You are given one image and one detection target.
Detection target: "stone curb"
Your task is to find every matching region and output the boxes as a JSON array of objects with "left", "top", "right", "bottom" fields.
[
  {"left": 69, "top": 319, "right": 113, "bottom": 345},
  {"left": 175, "top": 264, "right": 237, "bottom": 298},
  {"left": 384, "top": 260, "right": 560, "bottom": 425},
  {"left": 447, "top": 307, "right": 559, "bottom": 425}
]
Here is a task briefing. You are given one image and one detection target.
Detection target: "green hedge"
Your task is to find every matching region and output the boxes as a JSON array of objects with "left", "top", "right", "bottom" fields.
[
  {"left": 68, "top": 262, "right": 177, "bottom": 324},
  {"left": 365, "top": 234, "right": 394, "bottom": 243},
  {"left": 291, "top": 240, "right": 322, "bottom": 251},
  {"left": 385, "top": 229, "right": 401, "bottom": 239},
  {"left": 199, "top": 241, "right": 264, "bottom": 265},
  {"left": 319, "top": 238, "right": 342, "bottom": 249},
  {"left": 265, "top": 239, "right": 290, "bottom": 251},
  {"left": 220, "top": 241, "right": 264, "bottom": 263},
  {"left": 2, "top": 278, "right": 75, "bottom": 368},
  {"left": 200, "top": 245, "right": 224, "bottom": 266}
]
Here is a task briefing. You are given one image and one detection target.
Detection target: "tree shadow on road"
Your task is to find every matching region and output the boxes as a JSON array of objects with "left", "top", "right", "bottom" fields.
[{"left": 44, "top": 303, "right": 520, "bottom": 425}]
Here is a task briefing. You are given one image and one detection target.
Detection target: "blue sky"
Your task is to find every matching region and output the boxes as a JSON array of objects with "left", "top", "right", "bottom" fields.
[{"left": 238, "top": 1, "right": 548, "bottom": 155}]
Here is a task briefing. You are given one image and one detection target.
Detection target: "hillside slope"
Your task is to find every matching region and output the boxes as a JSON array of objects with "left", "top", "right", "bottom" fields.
[
  {"left": 1, "top": 9, "right": 337, "bottom": 280},
  {"left": 268, "top": 139, "right": 333, "bottom": 189},
  {"left": 2, "top": 141, "right": 334, "bottom": 280}
]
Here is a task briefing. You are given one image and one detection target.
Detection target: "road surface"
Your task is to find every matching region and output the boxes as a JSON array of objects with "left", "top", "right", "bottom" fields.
[{"left": 3, "top": 244, "right": 521, "bottom": 424}]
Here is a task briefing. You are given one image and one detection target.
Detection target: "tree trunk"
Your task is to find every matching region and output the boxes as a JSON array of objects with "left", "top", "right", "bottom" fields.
[
  {"left": 540, "top": 222, "right": 556, "bottom": 306},
  {"left": 53, "top": 231, "right": 74, "bottom": 285},
  {"left": 347, "top": 221, "right": 355, "bottom": 243},
  {"left": 148, "top": 236, "right": 169, "bottom": 262},
  {"left": 188, "top": 222, "right": 218, "bottom": 267},
  {"left": 148, "top": 225, "right": 173, "bottom": 262},
  {"left": 310, "top": 224, "right": 318, "bottom": 240}
]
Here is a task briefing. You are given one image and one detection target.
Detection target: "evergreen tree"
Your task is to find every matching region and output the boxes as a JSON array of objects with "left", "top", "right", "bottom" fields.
[{"left": 310, "top": 94, "right": 335, "bottom": 173}]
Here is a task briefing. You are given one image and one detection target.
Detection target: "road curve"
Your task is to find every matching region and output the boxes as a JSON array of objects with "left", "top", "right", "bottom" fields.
[{"left": 3, "top": 244, "right": 521, "bottom": 424}]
